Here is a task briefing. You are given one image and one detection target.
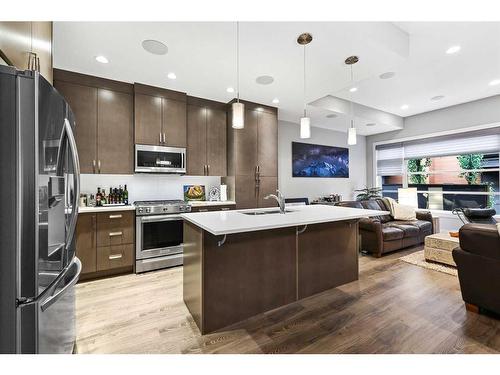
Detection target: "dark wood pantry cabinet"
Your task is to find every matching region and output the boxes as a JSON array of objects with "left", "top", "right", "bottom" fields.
[
  {"left": 225, "top": 100, "right": 279, "bottom": 209},
  {"left": 134, "top": 83, "right": 187, "bottom": 148},
  {"left": 53, "top": 69, "right": 134, "bottom": 174},
  {"left": 186, "top": 97, "right": 227, "bottom": 176}
]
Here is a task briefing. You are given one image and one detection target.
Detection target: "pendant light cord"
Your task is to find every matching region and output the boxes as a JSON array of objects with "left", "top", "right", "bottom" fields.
[
  {"left": 350, "top": 64, "right": 354, "bottom": 129},
  {"left": 303, "top": 44, "right": 307, "bottom": 117},
  {"left": 236, "top": 21, "right": 240, "bottom": 103}
]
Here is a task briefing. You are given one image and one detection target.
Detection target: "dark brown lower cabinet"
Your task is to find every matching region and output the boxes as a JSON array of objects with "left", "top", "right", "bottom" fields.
[
  {"left": 297, "top": 220, "right": 359, "bottom": 299},
  {"left": 183, "top": 219, "right": 359, "bottom": 334},
  {"left": 76, "top": 211, "right": 135, "bottom": 281},
  {"left": 97, "top": 244, "right": 134, "bottom": 272},
  {"left": 75, "top": 213, "right": 97, "bottom": 275},
  {"left": 189, "top": 204, "right": 236, "bottom": 213}
]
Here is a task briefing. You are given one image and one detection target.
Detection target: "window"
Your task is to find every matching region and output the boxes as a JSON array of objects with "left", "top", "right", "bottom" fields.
[{"left": 376, "top": 128, "right": 500, "bottom": 212}]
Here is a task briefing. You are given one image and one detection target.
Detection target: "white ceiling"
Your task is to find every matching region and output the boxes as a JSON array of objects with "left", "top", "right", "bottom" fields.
[{"left": 53, "top": 22, "right": 500, "bottom": 136}]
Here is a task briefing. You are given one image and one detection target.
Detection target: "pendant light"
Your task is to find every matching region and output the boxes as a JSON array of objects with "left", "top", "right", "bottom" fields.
[
  {"left": 297, "top": 33, "right": 312, "bottom": 139},
  {"left": 345, "top": 55, "right": 359, "bottom": 145},
  {"left": 232, "top": 22, "right": 244, "bottom": 129}
]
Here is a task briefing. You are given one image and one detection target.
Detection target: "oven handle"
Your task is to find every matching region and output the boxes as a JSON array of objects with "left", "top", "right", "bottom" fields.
[{"left": 140, "top": 215, "right": 184, "bottom": 223}]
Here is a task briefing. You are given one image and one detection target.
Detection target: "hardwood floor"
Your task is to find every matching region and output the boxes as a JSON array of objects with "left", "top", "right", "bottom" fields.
[{"left": 74, "top": 246, "right": 500, "bottom": 354}]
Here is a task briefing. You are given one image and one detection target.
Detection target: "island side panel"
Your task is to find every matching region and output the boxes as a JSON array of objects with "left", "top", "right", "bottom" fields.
[
  {"left": 183, "top": 220, "right": 204, "bottom": 332},
  {"left": 202, "top": 227, "right": 297, "bottom": 334},
  {"left": 298, "top": 220, "right": 359, "bottom": 299}
]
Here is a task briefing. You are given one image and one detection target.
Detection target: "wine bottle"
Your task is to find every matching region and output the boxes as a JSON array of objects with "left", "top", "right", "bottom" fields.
[
  {"left": 123, "top": 184, "right": 129, "bottom": 205},
  {"left": 96, "top": 187, "right": 102, "bottom": 207},
  {"left": 102, "top": 188, "right": 107, "bottom": 205}
]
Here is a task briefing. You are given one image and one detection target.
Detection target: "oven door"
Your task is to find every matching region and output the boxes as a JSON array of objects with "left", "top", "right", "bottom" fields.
[
  {"left": 136, "top": 214, "right": 184, "bottom": 261},
  {"left": 135, "top": 144, "right": 186, "bottom": 174}
]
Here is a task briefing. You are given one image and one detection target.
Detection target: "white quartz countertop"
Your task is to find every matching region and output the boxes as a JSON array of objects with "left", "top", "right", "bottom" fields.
[
  {"left": 78, "top": 205, "right": 135, "bottom": 213},
  {"left": 188, "top": 200, "right": 236, "bottom": 207},
  {"left": 181, "top": 204, "right": 387, "bottom": 236}
]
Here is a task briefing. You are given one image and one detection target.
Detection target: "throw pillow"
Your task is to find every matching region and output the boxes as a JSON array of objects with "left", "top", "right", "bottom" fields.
[{"left": 385, "top": 196, "right": 417, "bottom": 221}]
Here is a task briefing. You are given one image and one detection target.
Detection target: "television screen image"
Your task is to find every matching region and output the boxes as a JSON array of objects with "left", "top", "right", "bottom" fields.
[{"left": 292, "top": 141, "right": 349, "bottom": 178}]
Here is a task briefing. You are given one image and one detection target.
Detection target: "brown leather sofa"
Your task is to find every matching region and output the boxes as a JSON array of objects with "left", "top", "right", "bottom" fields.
[
  {"left": 452, "top": 223, "right": 500, "bottom": 315},
  {"left": 336, "top": 198, "right": 433, "bottom": 257}
]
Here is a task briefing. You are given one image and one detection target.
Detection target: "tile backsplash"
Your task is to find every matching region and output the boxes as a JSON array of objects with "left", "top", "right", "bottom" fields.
[{"left": 80, "top": 174, "right": 221, "bottom": 203}]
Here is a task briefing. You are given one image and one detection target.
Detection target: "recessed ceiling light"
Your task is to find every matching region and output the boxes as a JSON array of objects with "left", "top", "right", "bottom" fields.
[
  {"left": 95, "top": 55, "right": 108, "bottom": 64},
  {"left": 400, "top": 104, "right": 409, "bottom": 110},
  {"left": 349, "top": 87, "right": 358, "bottom": 93},
  {"left": 446, "top": 45, "right": 461, "bottom": 54},
  {"left": 431, "top": 95, "right": 445, "bottom": 101},
  {"left": 272, "top": 98, "right": 279, "bottom": 104},
  {"left": 167, "top": 72, "right": 176, "bottom": 80},
  {"left": 226, "top": 87, "right": 235, "bottom": 93},
  {"left": 256, "top": 75, "right": 274, "bottom": 85},
  {"left": 326, "top": 113, "right": 337, "bottom": 119},
  {"left": 379, "top": 72, "right": 395, "bottom": 79},
  {"left": 366, "top": 123, "right": 376, "bottom": 127},
  {"left": 489, "top": 79, "right": 500, "bottom": 86},
  {"left": 142, "top": 39, "right": 168, "bottom": 55}
]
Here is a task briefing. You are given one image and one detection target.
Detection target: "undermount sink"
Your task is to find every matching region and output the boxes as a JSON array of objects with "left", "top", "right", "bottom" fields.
[{"left": 240, "top": 209, "right": 294, "bottom": 215}]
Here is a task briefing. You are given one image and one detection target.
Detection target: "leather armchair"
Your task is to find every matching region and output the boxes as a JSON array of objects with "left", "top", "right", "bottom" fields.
[
  {"left": 336, "top": 199, "right": 433, "bottom": 257},
  {"left": 452, "top": 223, "right": 500, "bottom": 315}
]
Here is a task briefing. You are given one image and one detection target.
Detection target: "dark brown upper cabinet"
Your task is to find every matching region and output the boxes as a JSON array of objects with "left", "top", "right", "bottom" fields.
[
  {"left": 187, "top": 97, "right": 227, "bottom": 176},
  {"left": 54, "top": 69, "right": 134, "bottom": 174},
  {"left": 134, "top": 83, "right": 187, "bottom": 148},
  {"left": 225, "top": 100, "right": 278, "bottom": 209},
  {"left": 54, "top": 80, "right": 98, "bottom": 174},
  {"left": 97, "top": 89, "right": 134, "bottom": 174}
]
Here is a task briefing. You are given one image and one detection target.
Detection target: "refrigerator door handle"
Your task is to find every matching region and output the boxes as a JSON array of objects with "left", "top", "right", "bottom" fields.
[
  {"left": 40, "top": 257, "right": 81, "bottom": 312},
  {"left": 56, "top": 118, "right": 81, "bottom": 251}
]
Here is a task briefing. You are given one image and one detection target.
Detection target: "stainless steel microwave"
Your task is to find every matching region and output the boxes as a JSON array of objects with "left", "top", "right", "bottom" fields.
[{"left": 135, "top": 144, "right": 186, "bottom": 174}]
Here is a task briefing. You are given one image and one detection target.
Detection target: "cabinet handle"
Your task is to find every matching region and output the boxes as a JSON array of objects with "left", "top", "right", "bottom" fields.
[
  {"left": 109, "top": 214, "right": 122, "bottom": 219},
  {"left": 109, "top": 254, "right": 123, "bottom": 260},
  {"left": 163, "top": 132, "right": 166, "bottom": 144},
  {"left": 207, "top": 165, "right": 210, "bottom": 175},
  {"left": 98, "top": 160, "right": 101, "bottom": 173},
  {"left": 92, "top": 160, "right": 96, "bottom": 173},
  {"left": 203, "top": 165, "right": 207, "bottom": 175},
  {"left": 159, "top": 132, "right": 162, "bottom": 144},
  {"left": 221, "top": 207, "right": 230, "bottom": 211},
  {"left": 109, "top": 231, "right": 123, "bottom": 237},
  {"left": 199, "top": 209, "right": 209, "bottom": 212}
]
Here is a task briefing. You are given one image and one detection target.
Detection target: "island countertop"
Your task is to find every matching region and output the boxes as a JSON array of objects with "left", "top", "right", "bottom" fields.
[{"left": 181, "top": 204, "right": 387, "bottom": 236}]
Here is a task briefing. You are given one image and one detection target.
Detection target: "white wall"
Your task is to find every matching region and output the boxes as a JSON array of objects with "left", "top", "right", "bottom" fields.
[
  {"left": 366, "top": 95, "right": 500, "bottom": 185},
  {"left": 80, "top": 174, "right": 221, "bottom": 203},
  {"left": 278, "top": 120, "right": 367, "bottom": 202}
]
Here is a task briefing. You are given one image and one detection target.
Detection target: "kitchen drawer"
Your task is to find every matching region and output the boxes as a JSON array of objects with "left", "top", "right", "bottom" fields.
[
  {"left": 96, "top": 244, "right": 134, "bottom": 271},
  {"left": 97, "top": 211, "right": 134, "bottom": 246},
  {"left": 190, "top": 204, "right": 236, "bottom": 213}
]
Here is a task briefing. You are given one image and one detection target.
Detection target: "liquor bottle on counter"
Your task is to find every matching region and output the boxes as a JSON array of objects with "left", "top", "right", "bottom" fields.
[
  {"left": 118, "top": 185, "right": 123, "bottom": 204},
  {"left": 123, "top": 185, "right": 129, "bottom": 205},
  {"left": 101, "top": 188, "right": 107, "bottom": 205},
  {"left": 109, "top": 186, "right": 114, "bottom": 204},
  {"left": 96, "top": 187, "right": 102, "bottom": 207}
]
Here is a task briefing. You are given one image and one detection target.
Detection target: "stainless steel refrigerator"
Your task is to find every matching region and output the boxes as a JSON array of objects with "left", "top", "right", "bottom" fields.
[{"left": 0, "top": 65, "right": 81, "bottom": 354}]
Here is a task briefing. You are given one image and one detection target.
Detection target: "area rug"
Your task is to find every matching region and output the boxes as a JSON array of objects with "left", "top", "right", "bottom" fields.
[{"left": 399, "top": 250, "right": 458, "bottom": 276}]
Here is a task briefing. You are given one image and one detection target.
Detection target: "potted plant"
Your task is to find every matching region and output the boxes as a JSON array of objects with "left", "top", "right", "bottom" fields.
[{"left": 354, "top": 187, "right": 382, "bottom": 201}]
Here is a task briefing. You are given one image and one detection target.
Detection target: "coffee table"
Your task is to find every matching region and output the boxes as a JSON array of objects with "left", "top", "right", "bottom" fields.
[{"left": 424, "top": 232, "right": 459, "bottom": 267}]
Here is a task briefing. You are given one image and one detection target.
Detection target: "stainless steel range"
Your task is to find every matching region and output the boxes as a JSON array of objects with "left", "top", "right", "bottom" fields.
[{"left": 134, "top": 200, "right": 191, "bottom": 273}]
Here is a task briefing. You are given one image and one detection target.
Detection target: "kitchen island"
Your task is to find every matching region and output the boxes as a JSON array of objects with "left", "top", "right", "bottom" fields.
[{"left": 181, "top": 204, "right": 385, "bottom": 334}]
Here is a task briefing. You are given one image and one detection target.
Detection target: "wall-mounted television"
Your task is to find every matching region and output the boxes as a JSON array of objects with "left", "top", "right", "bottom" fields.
[{"left": 292, "top": 141, "right": 349, "bottom": 178}]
